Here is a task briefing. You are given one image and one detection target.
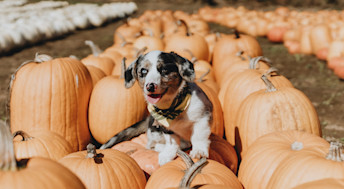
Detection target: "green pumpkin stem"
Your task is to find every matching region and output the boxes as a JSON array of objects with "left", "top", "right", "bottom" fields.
[
  {"left": 13, "top": 130, "right": 33, "bottom": 141},
  {"left": 0, "top": 124, "right": 17, "bottom": 171}
]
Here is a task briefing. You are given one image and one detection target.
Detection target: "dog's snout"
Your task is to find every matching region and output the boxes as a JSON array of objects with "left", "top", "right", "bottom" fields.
[{"left": 146, "top": 83, "right": 157, "bottom": 92}]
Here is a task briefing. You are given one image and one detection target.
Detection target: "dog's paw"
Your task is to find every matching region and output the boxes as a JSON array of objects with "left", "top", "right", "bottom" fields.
[
  {"left": 158, "top": 151, "right": 176, "bottom": 166},
  {"left": 189, "top": 148, "right": 209, "bottom": 159}
]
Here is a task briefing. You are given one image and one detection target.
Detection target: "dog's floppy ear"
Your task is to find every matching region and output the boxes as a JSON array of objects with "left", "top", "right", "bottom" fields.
[
  {"left": 171, "top": 52, "right": 195, "bottom": 82},
  {"left": 124, "top": 55, "right": 142, "bottom": 88}
]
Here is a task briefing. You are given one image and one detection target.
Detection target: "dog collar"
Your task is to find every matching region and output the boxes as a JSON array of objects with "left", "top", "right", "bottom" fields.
[{"left": 147, "top": 86, "right": 192, "bottom": 127}]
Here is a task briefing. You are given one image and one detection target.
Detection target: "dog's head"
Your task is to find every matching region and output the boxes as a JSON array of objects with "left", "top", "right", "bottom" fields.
[{"left": 124, "top": 50, "right": 195, "bottom": 108}]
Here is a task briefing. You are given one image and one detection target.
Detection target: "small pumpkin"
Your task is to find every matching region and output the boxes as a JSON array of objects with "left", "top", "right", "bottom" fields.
[
  {"left": 0, "top": 123, "right": 86, "bottom": 189},
  {"left": 13, "top": 130, "right": 73, "bottom": 161},
  {"left": 59, "top": 144, "right": 147, "bottom": 189}
]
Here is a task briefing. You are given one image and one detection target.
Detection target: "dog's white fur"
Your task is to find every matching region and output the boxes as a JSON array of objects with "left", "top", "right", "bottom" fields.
[{"left": 133, "top": 51, "right": 212, "bottom": 165}]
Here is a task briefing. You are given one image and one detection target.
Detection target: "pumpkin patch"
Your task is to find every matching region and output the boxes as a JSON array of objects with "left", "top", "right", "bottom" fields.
[{"left": 1, "top": 1, "right": 344, "bottom": 188}]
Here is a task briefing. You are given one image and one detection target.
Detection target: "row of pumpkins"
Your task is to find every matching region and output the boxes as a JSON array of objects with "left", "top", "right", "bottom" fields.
[
  {"left": 198, "top": 5, "right": 344, "bottom": 79},
  {"left": 1, "top": 7, "right": 344, "bottom": 189}
]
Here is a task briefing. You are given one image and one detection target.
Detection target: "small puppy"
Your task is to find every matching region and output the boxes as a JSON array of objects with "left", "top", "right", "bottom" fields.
[{"left": 100, "top": 50, "right": 213, "bottom": 165}]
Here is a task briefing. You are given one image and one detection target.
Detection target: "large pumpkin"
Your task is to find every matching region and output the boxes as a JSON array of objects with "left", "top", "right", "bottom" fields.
[
  {"left": 238, "top": 130, "right": 330, "bottom": 189},
  {"left": 234, "top": 74, "right": 321, "bottom": 157},
  {"left": 0, "top": 123, "right": 85, "bottom": 189},
  {"left": 13, "top": 130, "right": 73, "bottom": 161},
  {"left": 88, "top": 75, "right": 147, "bottom": 144},
  {"left": 10, "top": 54, "right": 93, "bottom": 151},
  {"left": 59, "top": 144, "right": 147, "bottom": 189}
]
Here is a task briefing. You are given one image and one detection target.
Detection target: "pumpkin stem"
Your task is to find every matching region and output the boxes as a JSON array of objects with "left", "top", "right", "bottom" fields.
[
  {"left": 34, "top": 53, "right": 53, "bottom": 63},
  {"left": 120, "top": 57, "right": 127, "bottom": 79},
  {"left": 249, "top": 56, "right": 271, "bottom": 69},
  {"left": 291, "top": 141, "right": 304, "bottom": 151},
  {"left": 234, "top": 30, "right": 240, "bottom": 39},
  {"left": 86, "top": 143, "right": 97, "bottom": 159},
  {"left": 13, "top": 130, "right": 33, "bottom": 141},
  {"left": 197, "top": 69, "right": 211, "bottom": 83},
  {"left": 85, "top": 40, "right": 103, "bottom": 57},
  {"left": 261, "top": 67, "right": 279, "bottom": 92},
  {"left": 184, "top": 49, "right": 198, "bottom": 63},
  {"left": 176, "top": 149, "right": 194, "bottom": 169},
  {"left": 326, "top": 141, "right": 344, "bottom": 162},
  {"left": 179, "top": 157, "right": 208, "bottom": 189},
  {"left": 178, "top": 19, "right": 192, "bottom": 36},
  {"left": 0, "top": 124, "right": 17, "bottom": 171}
]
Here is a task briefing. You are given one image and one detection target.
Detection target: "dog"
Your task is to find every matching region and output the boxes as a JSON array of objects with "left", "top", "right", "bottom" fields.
[{"left": 100, "top": 50, "right": 213, "bottom": 165}]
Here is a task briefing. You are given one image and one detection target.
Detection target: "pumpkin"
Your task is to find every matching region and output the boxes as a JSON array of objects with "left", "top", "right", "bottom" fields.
[
  {"left": 238, "top": 130, "right": 330, "bottom": 189},
  {"left": 85, "top": 65, "right": 106, "bottom": 86},
  {"left": 113, "top": 21, "right": 141, "bottom": 45},
  {"left": 133, "top": 29, "right": 165, "bottom": 52},
  {"left": 164, "top": 20, "right": 209, "bottom": 62},
  {"left": 59, "top": 144, "right": 147, "bottom": 189},
  {"left": 145, "top": 150, "right": 243, "bottom": 189},
  {"left": 212, "top": 30, "right": 263, "bottom": 69},
  {"left": 0, "top": 123, "right": 86, "bottom": 189},
  {"left": 221, "top": 65, "right": 294, "bottom": 148},
  {"left": 81, "top": 41, "right": 115, "bottom": 75},
  {"left": 292, "top": 178, "right": 344, "bottom": 189},
  {"left": 267, "top": 141, "right": 344, "bottom": 188},
  {"left": 10, "top": 54, "right": 93, "bottom": 151},
  {"left": 13, "top": 130, "right": 73, "bottom": 161},
  {"left": 88, "top": 60, "right": 146, "bottom": 144},
  {"left": 114, "top": 133, "right": 238, "bottom": 175},
  {"left": 233, "top": 73, "right": 321, "bottom": 157},
  {"left": 267, "top": 26, "right": 289, "bottom": 43}
]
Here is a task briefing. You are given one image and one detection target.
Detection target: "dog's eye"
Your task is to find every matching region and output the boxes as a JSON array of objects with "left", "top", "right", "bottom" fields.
[{"left": 140, "top": 68, "right": 148, "bottom": 76}]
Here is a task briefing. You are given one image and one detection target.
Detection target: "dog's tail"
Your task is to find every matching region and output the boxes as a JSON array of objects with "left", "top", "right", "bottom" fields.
[{"left": 99, "top": 117, "right": 150, "bottom": 149}]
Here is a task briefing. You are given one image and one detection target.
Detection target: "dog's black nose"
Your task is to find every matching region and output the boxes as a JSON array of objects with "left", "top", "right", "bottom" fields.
[{"left": 146, "top": 83, "right": 157, "bottom": 92}]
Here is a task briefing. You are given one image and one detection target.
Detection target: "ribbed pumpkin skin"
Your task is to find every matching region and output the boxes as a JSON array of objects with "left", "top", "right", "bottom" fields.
[
  {"left": 238, "top": 130, "right": 329, "bottom": 189},
  {"left": 234, "top": 87, "right": 321, "bottom": 157},
  {"left": 267, "top": 147, "right": 344, "bottom": 188},
  {"left": 10, "top": 57, "right": 93, "bottom": 151},
  {"left": 221, "top": 70, "right": 293, "bottom": 146},
  {"left": 88, "top": 76, "right": 146, "bottom": 144},
  {"left": 292, "top": 178, "right": 344, "bottom": 189},
  {"left": 85, "top": 65, "right": 106, "bottom": 87},
  {"left": 146, "top": 158, "right": 243, "bottom": 189},
  {"left": 59, "top": 149, "right": 147, "bottom": 189},
  {"left": 13, "top": 130, "right": 73, "bottom": 161},
  {"left": 0, "top": 157, "right": 86, "bottom": 189}
]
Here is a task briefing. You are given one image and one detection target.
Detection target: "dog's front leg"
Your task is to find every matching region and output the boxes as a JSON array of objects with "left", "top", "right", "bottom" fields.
[
  {"left": 189, "top": 116, "right": 211, "bottom": 159},
  {"left": 158, "top": 133, "right": 180, "bottom": 165}
]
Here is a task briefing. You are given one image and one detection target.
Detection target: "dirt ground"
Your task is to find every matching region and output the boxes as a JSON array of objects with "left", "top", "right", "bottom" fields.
[{"left": 0, "top": 0, "right": 343, "bottom": 142}]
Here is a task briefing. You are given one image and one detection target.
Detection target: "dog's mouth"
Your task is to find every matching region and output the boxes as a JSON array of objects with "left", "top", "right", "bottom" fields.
[{"left": 146, "top": 89, "right": 168, "bottom": 104}]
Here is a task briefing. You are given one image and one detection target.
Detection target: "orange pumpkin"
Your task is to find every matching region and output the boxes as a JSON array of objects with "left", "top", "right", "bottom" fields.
[
  {"left": 59, "top": 144, "right": 147, "bottom": 189},
  {"left": 146, "top": 150, "right": 243, "bottom": 189},
  {"left": 233, "top": 73, "right": 321, "bottom": 157},
  {"left": 85, "top": 65, "right": 106, "bottom": 86},
  {"left": 88, "top": 75, "right": 146, "bottom": 144},
  {"left": 164, "top": 20, "right": 209, "bottom": 61},
  {"left": 1, "top": 123, "right": 86, "bottom": 189},
  {"left": 267, "top": 141, "right": 344, "bottom": 188},
  {"left": 13, "top": 130, "right": 73, "bottom": 161},
  {"left": 238, "top": 130, "right": 329, "bottom": 189},
  {"left": 212, "top": 30, "right": 263, "bottom": 69},
  {"left": 10, "top": 54, "right": 93, "bottom": 151},
  {"left": 221, "top": 65, "right": 294, "bottom": 148}
]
